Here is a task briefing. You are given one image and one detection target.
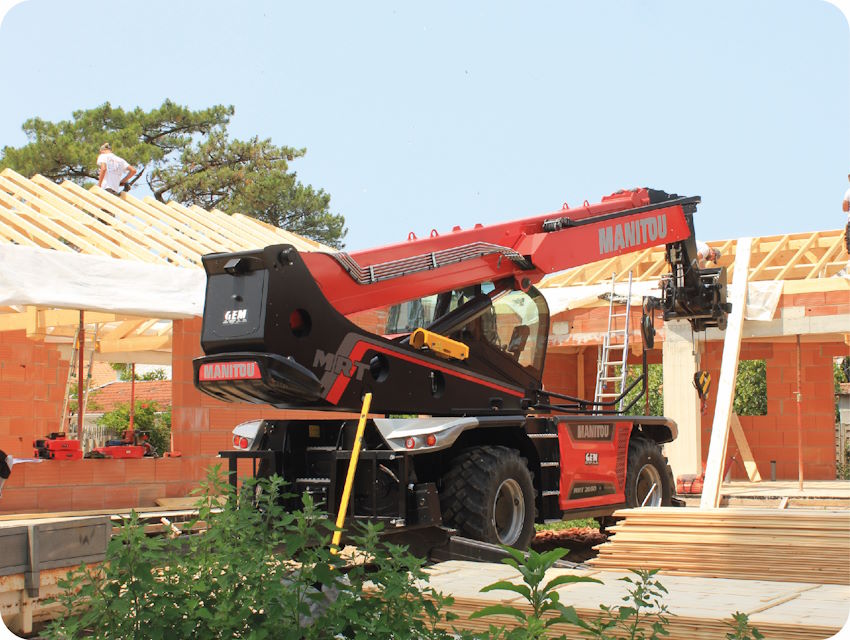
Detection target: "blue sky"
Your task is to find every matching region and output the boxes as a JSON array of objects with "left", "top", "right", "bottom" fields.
[{"left": 0, "top": 0, "right": 847, "bottom": 251}]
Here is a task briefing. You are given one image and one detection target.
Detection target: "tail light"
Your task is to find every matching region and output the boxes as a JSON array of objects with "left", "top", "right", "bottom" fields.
[{"left": 231, "top": 420, "right": 264, "bottom": 450}]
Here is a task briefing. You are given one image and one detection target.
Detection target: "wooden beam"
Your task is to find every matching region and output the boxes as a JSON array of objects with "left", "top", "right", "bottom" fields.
[
  {"left": 97, "top": 335, "right": 172, "bottom": 353},
  {"left": 701, "top": 237, "right": 752, "bottom": 509},
  {"left": 805, "top": 233, "right": 845, "bottom": 279},
  {"left": 729, "top": 412, "right": 761, "bottom": 482}
]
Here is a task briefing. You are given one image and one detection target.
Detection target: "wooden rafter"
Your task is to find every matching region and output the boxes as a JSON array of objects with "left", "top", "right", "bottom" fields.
[
  {"left": 541, "top": 228, "right": 848, "bottom": 290},
  {"left": 0, "top": 169, "right": 331, "bottom": 355}
]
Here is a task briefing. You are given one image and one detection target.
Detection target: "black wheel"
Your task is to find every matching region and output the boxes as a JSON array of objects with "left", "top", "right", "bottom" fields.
[
  {"left": 440, "top": 446, "right": 536, "bottom": 549},
  {"left": 625, "top": 437, "right": 673, "bottom": 508}
]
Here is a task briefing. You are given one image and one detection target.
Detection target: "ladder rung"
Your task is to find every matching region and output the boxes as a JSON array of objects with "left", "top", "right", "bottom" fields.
[
  {"left": 596, "top": 392, "right": 621, "bottom": 398},
  {"left": 600, "top": 376, "right": 624, "bottom": 381}
]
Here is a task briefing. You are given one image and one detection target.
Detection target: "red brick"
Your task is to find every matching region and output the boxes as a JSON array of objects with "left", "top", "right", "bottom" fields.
[
  {"left": 90, "top": 459, "right": 126, "bottom": 484},
  {"left": 137, "top": 483, "right": 166, "bottom": 506},
  {"left": 103, "top": 485, "right": 139, "bottom": 510},
  {"left": 0, "top": 487, "right": 39, "bottom": 514},
  {"left": 154, "top": 458, "right": 185, "bottom": 483},
  {"left": 72, "top": 486, "right": 106, "bottom": 511},
  {"left": 123, "top": 459, "right": 156, "bottom": 483},
  {"left": 37, "top": 490, "right": 73, "bottom": 512}
]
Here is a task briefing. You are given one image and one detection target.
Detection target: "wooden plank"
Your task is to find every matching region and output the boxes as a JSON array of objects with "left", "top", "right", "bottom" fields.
[
  {"left": 164, "top": 201, "right": 252, "bottom": 251},
  {"left": 98, "top": 334, "right": 171, "bottom": 353},
  {"left": 701, "top": 237, "right": 752, "bottom": 509},
  {"left": 775, "top": 233, "right": 818, "bottom": 280},
  {"left": 2, "top": 173, "right": 158, "bottom": 264},
  {"left": 749, "top": 234, "right": 789, "bottom": 280},
  {"left": 729, "top": 412, "right": 762, "bottom": 482},
  {"left": 57, "top": 181, "right": 197, "bottom": 268},
  {"left": 141, "top": 197, "right": 236, "bottom": 254},
  {"left": 804, "top": 233, "right": 845, "bottom": 279}
]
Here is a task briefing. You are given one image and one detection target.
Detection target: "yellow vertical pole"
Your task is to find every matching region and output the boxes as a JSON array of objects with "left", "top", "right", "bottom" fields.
[{"left": 330, "top": 392, "right": 372, "bottom": 554}]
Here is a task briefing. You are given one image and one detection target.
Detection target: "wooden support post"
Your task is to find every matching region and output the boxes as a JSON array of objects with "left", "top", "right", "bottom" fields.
[
  {"left": 701, "top": 237, "right": 752, "bottom": 509},
  {"left": 78, "top": 311, "right": 84, "bottom": 438},
  {"left": 129, "top": 363, "right": 136, "bottom": 433},
  {"left": 796, "top": 335, "right": 804, "bottom": 490},
  {"left": 729, "top": 413, "right": 761, "bottom": 482},
  {"left": 661, "top": 319, "right": 701, "bottom": 477},
  {"left": 577, "top": 347, "right": 585, "bottom": 397}
]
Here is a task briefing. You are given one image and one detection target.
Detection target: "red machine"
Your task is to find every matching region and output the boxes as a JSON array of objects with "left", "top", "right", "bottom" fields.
[
  {"left": 34, "top": 433, "right": 83, "bottom": 460},
  {"left": 194, "top": 188, "right": 729, "bottom": 554},
  {"left": 91, "top": 430, "right": 155, "bottom": 459}
]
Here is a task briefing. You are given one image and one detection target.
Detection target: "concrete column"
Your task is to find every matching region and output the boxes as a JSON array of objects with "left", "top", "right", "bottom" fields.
[{"left": 662, "top": 320, "right": 702, "bottom": 478}]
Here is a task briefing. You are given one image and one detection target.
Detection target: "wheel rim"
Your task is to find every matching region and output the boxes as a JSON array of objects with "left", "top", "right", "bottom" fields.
[
  {"left": 493, "top": 478, "right": 525, "bottom": 545},
  {"left": 636, "top": 463, "right": 663, "bottom": 507}
]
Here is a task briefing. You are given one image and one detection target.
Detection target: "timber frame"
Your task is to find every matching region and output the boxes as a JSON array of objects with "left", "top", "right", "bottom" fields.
[{"left": 0, "top": 169, "right": 328, "bottom": 362}]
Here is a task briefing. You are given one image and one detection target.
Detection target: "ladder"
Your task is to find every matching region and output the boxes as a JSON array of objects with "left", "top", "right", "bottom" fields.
[{"left": 593, "top": 272, "right": 633, "bottom": 412}]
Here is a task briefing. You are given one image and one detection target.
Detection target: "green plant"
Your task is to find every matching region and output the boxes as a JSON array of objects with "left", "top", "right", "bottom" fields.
[
  {"left": 725, "top": 611, "right": 765, "bottom": 639},
  {"left": 470, "top": 546, "right": 601, "bottom": 639},
  {"left": 560, "top": 569, "right": 671, "bottom": 640},
  {"left": 734, "top": 360, "right": 767, "bottom": 416},
  {"left": 95, "top": 400, "right": 171, "bottom": 454},
  {"left": 535, "top": 518, "right": 599, "bottom": 532},
  {"left": 45, "top": 467, "right": 459, "bottom": 640},
  {"left": 623, "top": 364, "right": 663, "bottom": 416}
]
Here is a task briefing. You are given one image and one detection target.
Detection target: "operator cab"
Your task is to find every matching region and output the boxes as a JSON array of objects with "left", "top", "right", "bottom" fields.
[{"left": 386, "top": 281, "right": 550, "bottom": 385}]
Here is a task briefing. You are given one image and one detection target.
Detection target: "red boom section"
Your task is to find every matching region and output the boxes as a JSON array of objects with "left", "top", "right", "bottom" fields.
[{"left": 303, "top": 188, "right": 695, "bottom": 316}]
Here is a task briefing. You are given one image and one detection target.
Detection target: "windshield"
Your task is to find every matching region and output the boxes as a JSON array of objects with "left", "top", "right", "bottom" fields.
[{"left": 385, "top": 283, "right": 549, "bottom": 376}]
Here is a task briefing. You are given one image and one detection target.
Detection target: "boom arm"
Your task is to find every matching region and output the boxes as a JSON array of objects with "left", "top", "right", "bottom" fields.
[{"left": 304, "top": 188, "right": 697, "bottom": 316}]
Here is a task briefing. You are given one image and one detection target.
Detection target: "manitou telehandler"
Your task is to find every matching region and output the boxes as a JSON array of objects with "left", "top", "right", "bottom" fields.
[{"left": 193, "top": 187, "right": 729, "bottom": 556}]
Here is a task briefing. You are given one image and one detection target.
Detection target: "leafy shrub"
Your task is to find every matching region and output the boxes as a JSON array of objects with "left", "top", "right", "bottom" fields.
[
  {"left": 45, "top": 468, "right": 459, "bottom": 640},
  {"left": 95, "top": 400, "right": 171, "bottom": 454},
  {"left": 734, "top": 360, "right": 767, "bottom": 416}
]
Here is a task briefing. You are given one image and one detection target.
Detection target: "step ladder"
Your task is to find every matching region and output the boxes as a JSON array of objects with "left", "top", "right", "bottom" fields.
[{"left": 593, "top": 272, "right": 633, "bottom": 412}]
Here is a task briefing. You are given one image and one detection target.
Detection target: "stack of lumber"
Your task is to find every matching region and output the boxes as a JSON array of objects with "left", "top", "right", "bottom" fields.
[
  {"left": 426, "top": 561, "right": 849, "bottom": 640},
  {"left": 590, "top": 507, "right": 850, "bottom": 585}
]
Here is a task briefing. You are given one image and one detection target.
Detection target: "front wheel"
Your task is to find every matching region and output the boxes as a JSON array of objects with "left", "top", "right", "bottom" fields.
[
  {"left": 625, "top": 437, "right": 673, "bottom": 508},
  {"left": 440, "top": 446, "right": 536, "bottom": 549}
]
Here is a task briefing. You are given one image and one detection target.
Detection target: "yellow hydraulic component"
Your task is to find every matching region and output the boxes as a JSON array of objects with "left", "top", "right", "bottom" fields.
[
  {"left": 330, "top": 392, "right": 372, "bottom": 555},
  {"left": 410, "top": 328, "right": 469, "bottom": 361}
]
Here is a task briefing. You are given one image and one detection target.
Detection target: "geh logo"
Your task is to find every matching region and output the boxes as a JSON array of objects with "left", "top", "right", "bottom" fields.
[{"left": 224, "top": 309, "right": 248, "bottom": 325}]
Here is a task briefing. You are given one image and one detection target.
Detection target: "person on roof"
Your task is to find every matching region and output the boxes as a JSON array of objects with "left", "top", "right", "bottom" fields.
[
  {"left": 97, "top": 143, "right": 136, "bottom": 196},
  {"left": 695, "top": 240, "right": 722, "bottom": 268}
]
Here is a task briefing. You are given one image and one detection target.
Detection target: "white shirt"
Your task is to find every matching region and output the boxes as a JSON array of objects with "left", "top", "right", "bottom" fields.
[
  {"left": 97, "top": 152, "right": 130, "bottom": 192},
  {"left": 844, "top": 187, "right": 850, "bottom": 203},
  {"left": 695, "top": 239, "right": 710, "bottom": 258}
]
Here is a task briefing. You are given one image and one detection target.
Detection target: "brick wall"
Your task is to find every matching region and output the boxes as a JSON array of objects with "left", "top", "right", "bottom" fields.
[
  {"left": 698, "top": 340, "right": 844, "bottom": 480},
  {"left": 0, "top": 330, "right": 68, "bottom": 457}
]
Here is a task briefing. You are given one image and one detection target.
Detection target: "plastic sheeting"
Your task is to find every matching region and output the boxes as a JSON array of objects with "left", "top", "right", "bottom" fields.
[
  {"left": 0, "top": 244, "right": 206, "bottom": 318},
  {"left": 541, "top": 279, "right": 783, "bottom": 322}
]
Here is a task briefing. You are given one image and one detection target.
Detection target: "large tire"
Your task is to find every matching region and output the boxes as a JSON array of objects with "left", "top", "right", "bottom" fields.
[
  {"left": 625, "top": 437, "right": 673, "bottom": 508},
  {"left": 440, "top": 446, "right": 536, "bottom": 549}
]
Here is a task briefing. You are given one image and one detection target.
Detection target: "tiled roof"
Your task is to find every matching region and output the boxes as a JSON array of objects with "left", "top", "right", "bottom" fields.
[{"left": 88, "top": 380, "right": 171, "bottom": 413}]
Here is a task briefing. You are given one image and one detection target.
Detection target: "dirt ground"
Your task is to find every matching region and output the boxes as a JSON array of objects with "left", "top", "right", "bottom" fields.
[{"left": 530, "top": 526, "right": 608, "bottom": 564}]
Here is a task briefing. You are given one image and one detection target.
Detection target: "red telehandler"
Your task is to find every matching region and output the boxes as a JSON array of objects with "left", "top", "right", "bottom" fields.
[{"left": 193, "top": 187, "right": 729, "bottom": 557}]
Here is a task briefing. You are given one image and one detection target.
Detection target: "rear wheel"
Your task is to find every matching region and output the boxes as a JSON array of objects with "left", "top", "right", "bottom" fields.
[
  {"left": 440, "top": 446, "right": 536, "bottom": 549},
  {"left": 625, "top": 437, "right": 673, "bottom": 508}
]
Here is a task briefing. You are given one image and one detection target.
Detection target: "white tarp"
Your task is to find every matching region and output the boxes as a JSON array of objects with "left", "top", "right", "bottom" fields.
[
  {"left": 0, "top": 244, "right": 206, "bottom": 318},
  {"left": 541, "top": 278, "right": 783, "bottom": 322}
]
